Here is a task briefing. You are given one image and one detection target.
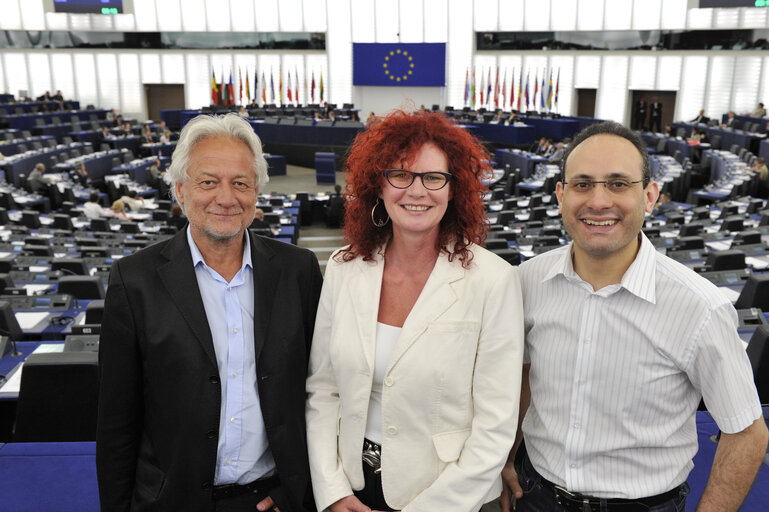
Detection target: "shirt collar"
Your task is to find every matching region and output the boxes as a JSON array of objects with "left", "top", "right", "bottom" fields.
[
  {"left": 186, "top": 226, "right": 252, "bottom": 277},
  {"left": 542, "top": 233, "right": 657, "bottom": 304}
]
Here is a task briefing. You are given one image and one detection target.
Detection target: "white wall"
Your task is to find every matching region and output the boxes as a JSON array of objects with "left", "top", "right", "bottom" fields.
[
  {"left": 3, "top": 0, "right": 769, "bottom": 124},
  {"left": 352, "top": 86, "right": 445, "bottom": 116}
]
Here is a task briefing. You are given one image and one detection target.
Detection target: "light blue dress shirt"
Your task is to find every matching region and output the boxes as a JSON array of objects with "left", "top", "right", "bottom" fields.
[{"left": 187, "top": 228, "right": 276, "bottom": 485}]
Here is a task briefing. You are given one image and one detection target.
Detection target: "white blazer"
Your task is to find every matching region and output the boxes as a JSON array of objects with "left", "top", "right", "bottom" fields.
[{"left": 306, "top": 244, "right": 524, "bottom": 512}]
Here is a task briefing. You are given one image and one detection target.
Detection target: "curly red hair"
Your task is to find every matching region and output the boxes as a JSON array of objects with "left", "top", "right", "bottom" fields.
[{"left": 339, "top": 110, "right": 490, "bottom": 267}]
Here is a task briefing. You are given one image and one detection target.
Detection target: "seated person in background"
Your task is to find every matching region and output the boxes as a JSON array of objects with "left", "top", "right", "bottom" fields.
[
  {"left": 37, "top": 91, "right": 52, "bottom": 102},
  {"left": 723, "top": 111, "right": 738, "bottom": 128},
  {"left": 490, "top": 109, "right": 505, "bottom": 124},
  {"left": 120, "top": 190, "right": 144, "bottom": 211},
  {"left": 531, "top": 137, "right": 547, "bottom": 154},
  {"left": 504, "top": 111, "right": 518, "bottom": 125},
  {"left": 147, "top": 159, "right": 165, "bottom": 185},
  {"left": 101, "top": 125, "right": 113, "bottom": 141},
  {"left": 52, "top": 90, "right": 64, "bottom": 102},
  {"left": 548, "top": 141, "right": 566, "bottom": 163},
  {"left": 663, "top": 124, "right": 673, "bottom": 137},
  {"left": 114, "top": 114, "right": 124, "bottom": 127},
  {"left": 70, "top": 162, "right": 89, "bottom": 186},
  {"left": 106, "top": 109, "right": 117, "bottom": 122},
  {"left": 238, "top": 106, "right": 249, "bottom": 118},
  {"left": 752, "top": 157, "right": 769, "bottom": 198},
  {"left": 110, "top": 200, "right": 132, "bottom": 221},
  {"left": 250, "top": 207, "right": 270, "bottom": 229},
  {"left": 122, "top": 122, "right": 133, "bottom": 137},
  {"left": 313, "top": 110, "right": 322, "bottom": 125},
  {"left": 327, "top": 111, "right": 336, "bottom": 124},
  {"left": 350, "top": 112, "right": 360, "bottom": 122},
  {"left": 541, "top": 138, "right": 555, "bottom": 158},
  {"left": 324, "top": 184, "right": 345, "bottom": 228},
  {"left": 749, "top": 156, "right": 768, "bottom": 181},
  {"left": 689, "top": 109, "right": 709, "bottom": 124},
  {"left": 167, "top": 204, "right": 187, "bottom": 231},
  {"left": 750, "top": 102, "right": 766, "bottom": 117},
  {"left": 27, "top": 162, "right": 47, "bottom": 193},
  {"left": 154, "top": 120, "right": 167, "bottom": 134},
  {"left": 83, "top": 192, "right": 107, "bottom": 219},
  {"left": 159, "top": 129, "right": 172, "bottom": 144},
  {"left": 366, "top": 111, "right": 377, "bottom": 128},
  {"left": 141, "top": 127, "right": 154, "bottom": 144},
  {"left": 654, "top": 190, "right": 678, "bottom": 215}
]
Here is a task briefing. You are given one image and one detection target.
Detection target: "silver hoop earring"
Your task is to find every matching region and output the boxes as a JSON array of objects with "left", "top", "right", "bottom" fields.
[{"left": 371, "top": 198, "right": 390, "bottom": 227}]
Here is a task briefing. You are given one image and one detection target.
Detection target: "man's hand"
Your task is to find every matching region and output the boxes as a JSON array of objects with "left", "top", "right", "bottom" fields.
[
  {"left": 257, "top": 495, "right": 279, "bottom": 511},
  {"left": 499, "top": 459, "right": 524, "bottom": 512}
]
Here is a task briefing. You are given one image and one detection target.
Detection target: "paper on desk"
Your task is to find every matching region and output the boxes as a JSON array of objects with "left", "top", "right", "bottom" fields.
[
  {"left": 28, "top": 265, "right": 49, "bottom": 272},
  {"left": 706, "top": 241, "right": 731, "bottom": 251},
  {"left": 718, "top": 287, "right": 741, "bottom": 304},
  {"left": 746, "top": 256, "right": 769, "bottom": 270},
  {"left": 23, "top": 284, "right": 52, "bottom": 295},
  {"left": 32, "top": 343, "right": 65, "bottom": 354},
  {"left": 15, "top": 312, "right": 51, "bottom": 330},
  {"left": 0, "top": 362, "right": 23, "bottom": 394}
]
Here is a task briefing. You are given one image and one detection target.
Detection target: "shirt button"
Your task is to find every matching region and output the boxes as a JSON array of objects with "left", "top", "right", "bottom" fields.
[
  {"left": 232, "top": 372, "right": 238, "bottom": 378},
  {"left": 584, "top": 337, "right": 591, "bottom": 344},
  {"left": 230, "top": 417, "right": 236, "bottom": 423},
  {"left": 570, "top": 463, "right": 577, "bottom": 468},
  {"left": 386, "top": 425, "right": 398, "bottom": 436},
  {"left": 574, "top": 423, "right": 581, "bottom": 429},
  {"left": 227, "top": 286, "right": 231, "bottom": 291},
  {"left": 384, "top": 376, "right": 394, "bottom": 386},
  {"left": 226, "top": 459, "right": 231, "bottom": 465},
  {"left": 233, "top": 327, "right": 239, "bottom": 334}
]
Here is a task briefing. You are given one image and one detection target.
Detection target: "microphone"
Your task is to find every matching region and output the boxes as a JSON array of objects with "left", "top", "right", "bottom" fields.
[{"left": 0, "top": 331, "right": 21, "bottom": 358}]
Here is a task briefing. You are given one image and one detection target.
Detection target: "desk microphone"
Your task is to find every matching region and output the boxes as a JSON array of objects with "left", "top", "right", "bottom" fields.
[{"left": 0, "top": 333, "right": 21, "bottom": 358}]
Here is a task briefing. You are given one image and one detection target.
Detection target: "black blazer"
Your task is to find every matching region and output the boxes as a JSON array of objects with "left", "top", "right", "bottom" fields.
[{"left": 96, "top": 230, "right": 322, "bottom": 512}]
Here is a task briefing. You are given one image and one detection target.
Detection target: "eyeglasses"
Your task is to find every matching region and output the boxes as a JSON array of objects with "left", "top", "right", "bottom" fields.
[
  {"left": 384, "top": 170, "right": 452, "bottom": 191},
  {"left": 563, "top": 178, "right": 646, "bottom": 194}
]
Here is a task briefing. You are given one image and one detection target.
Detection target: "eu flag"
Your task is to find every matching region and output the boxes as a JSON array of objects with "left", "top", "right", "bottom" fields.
[{"left": 353, "top": 43, "right": 446, "bottom": 87}]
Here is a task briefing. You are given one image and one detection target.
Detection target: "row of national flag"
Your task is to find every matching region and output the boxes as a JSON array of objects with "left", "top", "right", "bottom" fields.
[
  {"left": 211, "top": 67, "right": 325, "bottom": 106},
  {"left": 463, "top": 67, "right": 560, "bottom": 112}
]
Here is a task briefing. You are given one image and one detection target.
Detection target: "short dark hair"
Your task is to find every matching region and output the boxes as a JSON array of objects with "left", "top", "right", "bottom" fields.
[
  {"left": 89, "top": 192, "right": 99, "bottom": 203},
  {"left": 560, "top": 121, "right": 650, "bottom": 187}
]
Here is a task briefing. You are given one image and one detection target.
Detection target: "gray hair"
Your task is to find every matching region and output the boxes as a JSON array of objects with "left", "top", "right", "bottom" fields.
[{"left": 167, "top": 113, "right": 269, "bottom": 203}]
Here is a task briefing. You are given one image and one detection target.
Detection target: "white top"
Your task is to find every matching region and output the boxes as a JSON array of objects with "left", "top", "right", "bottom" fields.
[
  {"left": 365, "top": 322, "right": 402, "bottom": 444},
  {"left": 82, "top": 201, "right": 106, "bottom": 219},
  {"left": 518, "top": 234, "right": 762, "bottom": 499}
]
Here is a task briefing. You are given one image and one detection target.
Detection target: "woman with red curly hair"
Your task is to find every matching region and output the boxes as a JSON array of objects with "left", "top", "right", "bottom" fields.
[{"left": 306, "top": 110, "right": 524, "bottom": 512}]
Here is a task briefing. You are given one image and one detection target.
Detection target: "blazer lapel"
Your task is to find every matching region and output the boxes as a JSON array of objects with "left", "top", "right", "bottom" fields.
[
  {"left": 250, "top": 234, "right": 279, "bottom": 364},
  {"left": 157, "top": 231, "right": 218, "bottom": 367},
  {"left": 387, "top": 253, "right": 464, "bottom": 372},
  {"left": 348, "top": 250, "right": 386, "bottom": 374}
]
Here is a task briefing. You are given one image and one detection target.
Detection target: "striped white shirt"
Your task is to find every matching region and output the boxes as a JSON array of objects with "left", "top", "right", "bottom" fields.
[{"left": 519, "top": 234, "right": 762, "bottom": 499}]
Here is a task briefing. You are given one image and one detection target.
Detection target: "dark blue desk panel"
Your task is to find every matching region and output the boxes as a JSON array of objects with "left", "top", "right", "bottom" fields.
[
  {"left": 266, "top": 154, "right": 287, "bottom": 176},
  {"left": 0, "top": 94, "right": 14, "bottom": 103},
  {"left": 721, "top": 113, "right": 766, "bottom": 133},
  {"left": 53, "top": 150, "right": 122, "bottom": 181},
  {"left": 495, "top": 149, "right": 548, "bottom": 179},
  {"left": 0, "top": 442, "right": 98, "bottom": 512},
  {"left": 142, "top": 142, "right": 176, "bottom": 157},
  {"left": 0, "top": 136, "right": 55, "bottom": 156},
  {"left": 568, "top": 115, "right": 605, "bottom": 132},
  {"left": 160, "top": 108, "right": 182, "bottom": 130},
  {"left": 759, "top": 139, "right": 769, "bottom": 162},
  {"left": 107, "top": 136, "right": 141, "bottom": 154},
  {"left": 463, "top": 123, "right": 536, "bottom": 145},
  {"left": 518, "top": 117, "right": 580, "bottom": 139},
  {"left": 706, "top": 127, "right": 757, "bottom": 151},
  {"left": 1, "top": 143, "right": 93, "bottom": 187},
  {"left": 34, "top": 124, "right": 76, "bottom": 141},
  {"left": 0, "top": 101, "right": 78, "bottom": 113},
  {"left": 1, "top": 412, "right": 766, "bottom": 512},
  {"left": 251, "top": 122, "right": 362, "bottom": 147},
  {"left": 0, "top": 109, "right": 104, "bottom": 131},
  {"left": 666, "top": 138, "right": 694, "bottom": 159},
  {"left": 69, "top": 130, "right": 102, "bottom": 145}
]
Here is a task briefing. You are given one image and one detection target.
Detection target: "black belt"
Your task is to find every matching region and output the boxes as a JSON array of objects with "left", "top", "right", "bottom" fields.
[
  {"left": 211, "top": 475, "right": 279, "bottom": 501},
  {"left": 537, "top": 473, "right": 683, "bottom": 512}
]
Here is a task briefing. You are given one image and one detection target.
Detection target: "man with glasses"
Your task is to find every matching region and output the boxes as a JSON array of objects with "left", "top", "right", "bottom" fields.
[{"left": 498, "top": 121, "right": 767, "bottom": 512}]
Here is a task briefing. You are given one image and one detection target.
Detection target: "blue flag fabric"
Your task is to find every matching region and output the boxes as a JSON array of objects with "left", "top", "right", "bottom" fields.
[{"left": 353, "top": 43, "right": 446, "bottom": 87}]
